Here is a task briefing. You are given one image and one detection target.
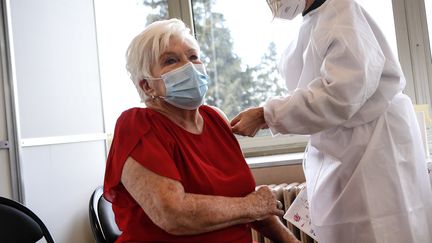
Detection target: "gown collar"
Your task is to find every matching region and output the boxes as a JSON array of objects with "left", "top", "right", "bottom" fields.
[{"left": 303, "top": 0, "right": 326, "bottom": 16}]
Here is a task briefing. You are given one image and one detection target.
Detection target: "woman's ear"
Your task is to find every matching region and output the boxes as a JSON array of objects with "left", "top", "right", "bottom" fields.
[
  {"left": 140, "top": 79, "right": 153, "bottom": 94},
  {"left": 140, "top": 78, "right": 165, "bottom": 97}
]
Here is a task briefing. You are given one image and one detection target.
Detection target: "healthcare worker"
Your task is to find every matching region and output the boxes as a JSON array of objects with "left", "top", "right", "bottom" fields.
[{"left": 231, "top": 0, "right": 432, "bottom": 242}]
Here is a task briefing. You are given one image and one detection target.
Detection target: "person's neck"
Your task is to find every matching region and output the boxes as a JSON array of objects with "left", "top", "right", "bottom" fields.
[
  {"left": 149, "top": 100, "right": 204, "bottom": 134},
  {"left": 305, "top": 0, "right": 315, "bottom": 10}
]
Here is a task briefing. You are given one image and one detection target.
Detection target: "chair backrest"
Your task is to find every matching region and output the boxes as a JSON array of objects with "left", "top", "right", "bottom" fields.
[
  {"left": 0, "top": 196, "right": 55, "bottom": 243},
  {"left": 89, "top": 186, "right": 122, "bottom": 243}
]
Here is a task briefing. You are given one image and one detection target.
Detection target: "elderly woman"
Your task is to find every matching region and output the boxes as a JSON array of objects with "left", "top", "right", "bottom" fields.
[{"left": 103, "top": 19, "right": 299, "bottom": 243}]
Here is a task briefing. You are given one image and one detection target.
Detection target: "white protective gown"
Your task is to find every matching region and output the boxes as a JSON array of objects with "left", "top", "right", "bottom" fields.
[{"left": 263, "top": 0, "right": 432, "bottom": 242}]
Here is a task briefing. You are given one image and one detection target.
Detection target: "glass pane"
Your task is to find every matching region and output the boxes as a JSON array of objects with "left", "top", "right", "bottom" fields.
[
  {"left": 356, "top": 0, "right": 398, "bottom": 57},
  {"left": 94, "top": 0, "right": 168, "bottom": 133},
  {"left": 192, "top": 0, "right": 301, "bottom": 137}
]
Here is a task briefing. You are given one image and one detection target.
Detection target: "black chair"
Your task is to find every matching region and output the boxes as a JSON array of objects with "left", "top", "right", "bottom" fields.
[
  {"left": 89, "top": 186, "right": 122, "bottom": 243},
  {"left": 0, "top": 196, "right": 55, "bottom": 243}
]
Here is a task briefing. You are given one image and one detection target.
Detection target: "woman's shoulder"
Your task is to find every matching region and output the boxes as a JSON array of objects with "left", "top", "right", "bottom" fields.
[
  {"left": 118, "top": 107, "right": 151, "bottom": 119},
  {"left": 200, "top": 105, "right": 229, "bottom": 123},
  {"left": 200, "top": 105, "right": 233, "bottom": 132},
  {"left": 115, "top": 107, "right": 154, "bottom": 137},
  {"left": 117, "top": 107, "right": 150, "bottom": 124}
]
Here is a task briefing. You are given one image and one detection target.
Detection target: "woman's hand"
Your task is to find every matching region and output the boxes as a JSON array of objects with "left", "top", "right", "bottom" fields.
[
  {"left": 231, "top": 107, "right": 268, "bottom": 137},
  {"left": 245, "top": 186, "right": 285, "bottom": 221},
  {"left": 247, "top": 187, "right": 300, "bottom": 243}
]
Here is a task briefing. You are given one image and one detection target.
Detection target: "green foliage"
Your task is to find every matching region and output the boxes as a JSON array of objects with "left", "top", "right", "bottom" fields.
[{"left": 142, "top": 0, "right": 286, "bottom": 119}]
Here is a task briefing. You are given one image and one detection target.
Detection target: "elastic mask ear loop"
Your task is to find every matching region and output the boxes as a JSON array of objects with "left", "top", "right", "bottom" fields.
[
  {"left": 145, "top": 77, "right": 163, "bottom": 82},
  {"left": 142, "top": 77, "right": 164, "bottom": 101}
]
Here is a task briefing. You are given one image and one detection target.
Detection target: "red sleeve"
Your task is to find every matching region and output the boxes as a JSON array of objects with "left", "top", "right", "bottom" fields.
[
  {"left": 130, "top": 131, "right": 181, "bottom": 182},
  {"left": 103, "top": 108, "right": 180, "bottom": 204}
]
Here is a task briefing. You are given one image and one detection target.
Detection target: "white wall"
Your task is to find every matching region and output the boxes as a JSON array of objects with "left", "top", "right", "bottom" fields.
[
  {"left": 21, "top": 142, "right": 105, "bottom": 243},
  {"left": 6, "top": 0, "right": 106, "bottom": 242}
]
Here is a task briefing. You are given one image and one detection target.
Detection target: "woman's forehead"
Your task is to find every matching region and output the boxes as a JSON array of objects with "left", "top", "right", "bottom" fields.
[{"left": 162, "top": 36, "right": 199, "bottom": 53}]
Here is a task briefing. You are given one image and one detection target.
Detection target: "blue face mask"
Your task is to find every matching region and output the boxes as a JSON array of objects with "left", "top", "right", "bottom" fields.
[{"left": 159, "top": 62, "right": 209, "bottom": 110}]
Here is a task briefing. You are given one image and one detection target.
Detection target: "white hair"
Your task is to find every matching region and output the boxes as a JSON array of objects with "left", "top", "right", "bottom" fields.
[{"left": 126, "top": 18, "right": 199, "bottom": 101}]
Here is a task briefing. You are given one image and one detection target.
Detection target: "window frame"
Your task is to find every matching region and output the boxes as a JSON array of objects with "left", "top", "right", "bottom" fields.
[{"left": 167, "top": 0, "right": 194, "bottom": 34}]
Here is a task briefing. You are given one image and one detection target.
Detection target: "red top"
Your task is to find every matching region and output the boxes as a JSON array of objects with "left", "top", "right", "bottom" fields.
[{"left": 103, "top": 105, "right": 256, "bottom": 243}]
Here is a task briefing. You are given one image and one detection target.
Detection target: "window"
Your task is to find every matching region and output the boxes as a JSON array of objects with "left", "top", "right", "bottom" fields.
[
  {"left": 191, "top": 0, "right": 300, "bottom": 120},
  {"left": 94, "top": 0, "right": 168, "bottom": 133}
]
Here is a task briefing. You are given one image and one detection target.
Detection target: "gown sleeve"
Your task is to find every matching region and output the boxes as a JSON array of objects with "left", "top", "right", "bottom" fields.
[{"left": 264, "top": 16, "right": 386, "bottom": 135}]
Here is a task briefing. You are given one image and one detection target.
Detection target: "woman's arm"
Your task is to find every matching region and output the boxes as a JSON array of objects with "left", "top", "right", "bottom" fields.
[
  {"left": 251, "top": 216, "right": 301, "bottom": 243},
  {"left": 121, "top": 156, "right": 284, "bottom": 235}
]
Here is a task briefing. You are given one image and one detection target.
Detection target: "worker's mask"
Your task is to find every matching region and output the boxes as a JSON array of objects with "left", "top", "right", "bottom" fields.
[
  {"left": 148, "top": 62, "right": 208, "bottom": 110},
  {"left": 266, "top": 0, "right": 306, "bottom": 20}
]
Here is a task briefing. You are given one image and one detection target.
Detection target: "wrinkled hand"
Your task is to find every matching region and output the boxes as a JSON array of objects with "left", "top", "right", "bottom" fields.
[
  {"left": 245, "top": 186, "right": 284, "bottom": 221},
  {"left": 230, "top": 107, "right": 268, "bottom": 137}
]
